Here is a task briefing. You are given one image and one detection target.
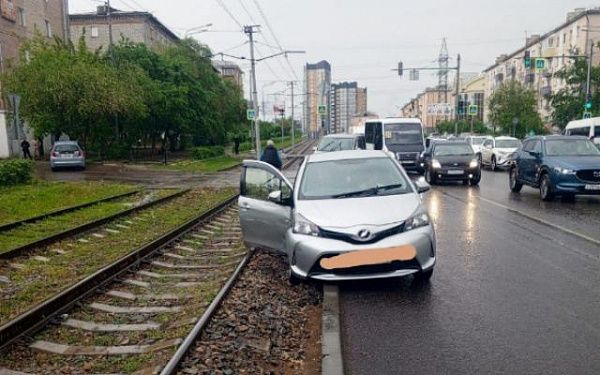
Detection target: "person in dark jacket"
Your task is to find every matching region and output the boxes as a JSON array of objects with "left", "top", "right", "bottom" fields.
[
  {"left": 21, "top": 139, "right": 32, "bottom": 159},
  {"left": 260, "top": 139, "right": 282, "bottom": 170}
]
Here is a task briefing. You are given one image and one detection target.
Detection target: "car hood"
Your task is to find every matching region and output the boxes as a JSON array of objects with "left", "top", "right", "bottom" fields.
[
  {"left": 296, "top": 193, "right": 420, "bottom": 229},
  {"left": 495, "top": 147, "right": 518, "bottom": 153},
  {"left": 546, "top": 156, "right": 600, "bottom": 170}
]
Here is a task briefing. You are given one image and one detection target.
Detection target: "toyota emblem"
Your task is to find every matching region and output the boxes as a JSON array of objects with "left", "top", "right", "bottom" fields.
[{"left": 357, "top": 229, "right": 371, "bottom": 240}]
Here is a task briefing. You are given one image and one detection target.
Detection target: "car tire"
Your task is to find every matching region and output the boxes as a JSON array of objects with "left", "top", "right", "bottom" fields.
[
  {"left": 288, "top": 269, "right": 302, "bottom": 286},
  {"left": 539, "top": 173, "right": 555, "bottom": 201},
  {"left": 509, "top": 167, "right": 523, "bottom": 192},
  {"left": 414, "top": 269, "right": 434, "bottom": 283},
  {"left": 477, "top": 153, "right": 482, "bottom": 163},
  {"left": 470, "top": 172, "right": 481, "bottom": 186},
  {"left": 491, "top": 156, "right": 498, "bottom": 171},
  {"left": 425, "top": 168, "right": 436, "bottom": 185}
]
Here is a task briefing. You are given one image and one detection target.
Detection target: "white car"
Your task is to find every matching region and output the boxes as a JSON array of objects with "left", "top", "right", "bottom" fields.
[
  {"left": 480, "top": 136, "right": 522, "bottom": 171},
  {"left": 465, "top": 135, "right": 490, "bottom": 160}
]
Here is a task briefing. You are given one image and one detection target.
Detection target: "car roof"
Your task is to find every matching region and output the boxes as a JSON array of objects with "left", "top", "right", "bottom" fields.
[
  {"left": 434, "top": 141, "right": 470, "bottom": 145},
  {"left": 528, "top": 135, "right": 589, "bottom": 141},
  {"left": 321, "top": 133, "right": 360, "bottom": 139},
  {"left": 307, "top": 150, "right": 388, "bottom": 163},
  {"left": 53, "top": 141, "right": 79, "bottom": 145},
  {"left": 494, "top": 136, "right": 518, "bottom": 140}
]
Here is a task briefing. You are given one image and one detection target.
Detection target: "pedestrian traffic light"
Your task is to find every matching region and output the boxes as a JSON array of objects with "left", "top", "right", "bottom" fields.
[
  {"left": 398, "top": 62, "right": 403, "bottom": 76},
  {"left": 585, "top": 101, "right": 592, "bottom": 110},
  {"left": 524, "top": 51, "right": 531, "bottom": 68}
]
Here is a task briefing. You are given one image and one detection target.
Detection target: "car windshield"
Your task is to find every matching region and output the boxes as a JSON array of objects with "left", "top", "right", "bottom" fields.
[
  {"left": 54, "top": 144, "right": 80, "bottom": 153},
  {"left": 470, "top": 138, "right": 486, "bottom": 145},
  {"left": 434, "top": 144, "right": 473, "bottom": 156},
  {"left": 545, "top": 139, "right": 600, "bottom": 156},
  {"left": 496, "top": 139, "right": 521, "bottom": 148},
  {"left": 317, "top": 138, "right": 354, "bottom": 152},
  {"left": 384, "top": 123, "right": 423, "bottom": 145},
  {"left": 299, "top": 157, "right": 411, "bottom": 200}
]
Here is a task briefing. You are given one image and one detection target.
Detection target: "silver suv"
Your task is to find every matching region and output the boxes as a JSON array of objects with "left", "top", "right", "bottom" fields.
[
  {"left": 480, "top": 136, "right": 521, "bottom": 171},
  {"left": 238, "top": 150, "right": 436, "bottom": 282}
]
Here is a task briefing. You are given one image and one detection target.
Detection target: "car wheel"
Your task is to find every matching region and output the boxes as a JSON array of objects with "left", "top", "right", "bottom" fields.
[
  {"left": 539, "top": 174, "right": 555, "bottom": 201},
  {"left": 425, "top": 168, "right": 436, "bottom": 185},
  {"left": 491, "top": 156, "right": 498, "bottom": 171},
  {"left": 477, "top": 153, "right": 482, "bottom": 163},
  {"left": 509, "top": 167, "right": 523, "bottom": 192},
  {"left": 288, "top": 268, "right": 302, "bottom": 286},
  {"left": 470, "top": 172, "right": 481, "bottom": 186},
  {"left": 414, "top": 269, "right": 434, "bottom": 283}
]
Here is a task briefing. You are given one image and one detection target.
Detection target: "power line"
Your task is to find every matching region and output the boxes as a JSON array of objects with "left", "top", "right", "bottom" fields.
[{"left": 214, "top": 0, "right": 243, "bottom": 28}]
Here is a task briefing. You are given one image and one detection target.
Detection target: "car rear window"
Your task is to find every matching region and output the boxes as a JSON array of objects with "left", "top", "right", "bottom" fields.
[{"left": 54, "top": 144, "right": 80, "bottom": 153}]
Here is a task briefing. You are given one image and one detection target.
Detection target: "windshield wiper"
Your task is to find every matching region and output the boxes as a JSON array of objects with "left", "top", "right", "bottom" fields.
[{"left": 331, "top": 184, "right": 404, "bottom": 199}]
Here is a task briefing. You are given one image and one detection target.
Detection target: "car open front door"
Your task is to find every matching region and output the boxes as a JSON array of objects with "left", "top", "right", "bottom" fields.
[{"left": 239, "top": 160, "right": 293, "bottom": 253}]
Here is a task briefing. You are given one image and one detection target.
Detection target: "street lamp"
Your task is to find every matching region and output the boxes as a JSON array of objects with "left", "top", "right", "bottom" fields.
[{"left": 183, "top": 23, "right": 213, "bottom": 37}]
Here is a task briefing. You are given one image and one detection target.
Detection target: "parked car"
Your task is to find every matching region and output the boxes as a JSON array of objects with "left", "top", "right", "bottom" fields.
[
  {"left": 421, "top": 141, "right": 481, "bottom": 185},
  {"left": 481, "top": 136, "right": 521, "bottom": 171},
  {"left": 238, "top": 150, "right": 436, "bottom": 282},
  {"left": 509, "top": 136, "right": 600, "bottom": 201},
  {"left": 465, "top": 135, "right": 490, "bottom": 160},
  {"left": 50, "top": 141, "right": 86, "bottom": 171},
  {"left": 315, "top": 133, "right": 366, "bottom": 153}
]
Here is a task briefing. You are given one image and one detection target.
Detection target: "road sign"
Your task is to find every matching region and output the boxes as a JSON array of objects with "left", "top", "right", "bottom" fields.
[
  {"left": 409, "top": 69, "right": 419, "bottom": 81},
  {"left": 583, "top": 111, "right": 592, "bottom": 119},
  {"left": 318, "top": 105, "right": 327, "bottom": 116},
  {"left": 468, "top": 104, "right": 478, "bottom": 116},
  {"left": 427, "top": 103, "right": 453, "bottom": 116},
  {"left": 535, "top": 58, "right": 546, "bottom": 71},
  {"left": 246, "top": 108, "right": 257, "bottom": 121}
]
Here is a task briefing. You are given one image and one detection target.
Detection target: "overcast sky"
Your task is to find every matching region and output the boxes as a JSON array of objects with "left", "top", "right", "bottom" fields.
[{"left": 70, "top": 0, "right": 596, "bottom": 118}]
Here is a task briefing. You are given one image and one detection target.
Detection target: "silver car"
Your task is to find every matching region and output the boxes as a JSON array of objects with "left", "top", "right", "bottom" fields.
[
  {"left": 238, "top": 150, "right": 436, "bottom": 282},
  {"left": 50, "top": 141, "right": 86, "bottom": 171}
]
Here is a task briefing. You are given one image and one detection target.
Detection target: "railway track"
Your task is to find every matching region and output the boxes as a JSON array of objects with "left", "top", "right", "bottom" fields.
[{"left": 0, "top": 140, "right": 315, "bottom": 374}]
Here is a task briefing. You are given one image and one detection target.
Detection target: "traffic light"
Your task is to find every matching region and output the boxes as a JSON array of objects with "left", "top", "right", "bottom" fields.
[
  {"left": 585, "top": 101, "right": 592, "bottom": 110},
  {"left": 524, "top": 50, "right": 531, "bottom": 68},
  {"left": 398, "top": 62, "right": 403, "bottom": 76}
]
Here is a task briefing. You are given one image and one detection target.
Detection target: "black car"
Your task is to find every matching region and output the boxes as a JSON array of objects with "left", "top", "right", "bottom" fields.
[
  {"left": 509, "top": 136, "right": 600, "bottom": 201},
  {"left": 421, "top": 141, "right": 481, "bottom": 185}
]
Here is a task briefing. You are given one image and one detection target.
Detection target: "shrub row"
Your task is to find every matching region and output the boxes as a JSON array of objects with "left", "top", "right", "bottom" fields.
[
  {"left": 0, "top": 159, "right": 33, "bottom": 186},
  {"left": 191, "top": 146, "right": 225, "bottom": 160}
]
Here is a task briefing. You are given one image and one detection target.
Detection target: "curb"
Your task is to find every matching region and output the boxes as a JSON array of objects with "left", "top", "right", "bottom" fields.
[{"left": 322, "top": 284, "right": 344, "bottom": 375}]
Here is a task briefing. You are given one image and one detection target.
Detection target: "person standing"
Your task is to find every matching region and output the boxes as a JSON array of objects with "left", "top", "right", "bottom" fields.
[
  {"left": 260, "top": 139, "right": 282, "bottom": 170},
  {"left": 21, "top": 139, "right": 32, "bottom": 159}
]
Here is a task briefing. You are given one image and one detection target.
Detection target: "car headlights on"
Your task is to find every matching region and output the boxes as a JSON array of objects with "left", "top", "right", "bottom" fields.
[
  {"left": 553, "top": 167, "right": 575, "bottom": 175},
  {"left": 469, "top": 159, "right": 479, "bottom": 168},
  {"left": 431, "top": 159, "right": 442, "bottom": 169},
  {"left": 293, "top": 213, "right": 320, "bottom": 236},
  {"left": 404, "top": 211, "right": 430, "bottom": 231}
]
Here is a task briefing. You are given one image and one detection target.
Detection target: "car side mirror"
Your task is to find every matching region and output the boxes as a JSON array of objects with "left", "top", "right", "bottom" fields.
[
  {"left": 415, "top": 180, "right": 431, "bottom": 194},
  {"left": 312, "top": 147, "right": 317, "bottom": 152},
  {"left": 528, "top": 151, "right": 540, "bottom": 158},
  {"left": 268, "top": 190, "right": 282, "bottom": 204}
]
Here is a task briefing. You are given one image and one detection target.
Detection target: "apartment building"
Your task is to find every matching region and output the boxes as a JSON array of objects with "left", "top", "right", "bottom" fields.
[
  {"left": 401, "top": 87, "right": 452, "bottom": 131},
  {"left": 356, "top": 87, "right": 367, "bottom": 115},
  {"left": 70, "top": 6, "right": 179, "bottom": 52},
  {"left": 212, "top": 60, "right": 244, "bottom": 89},
  {"left": 483, "top": 8, "right": 600, "bottom": 124},
  {"left": 329, "top": 82, "right": 357, "bottom": 134},
  {"left": 0, "top": 0, "right": 69, "bottom": 158},
  {"left": 303, "top": 60, "right": 331, "bottom": 138}
]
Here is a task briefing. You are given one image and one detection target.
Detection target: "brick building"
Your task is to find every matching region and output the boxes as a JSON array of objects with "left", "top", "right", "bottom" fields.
[
  {"left": 69, "top": 6, "right": 179, "bottom": 52},
  {"left": 0, "top": 0, "right": 69, "bottom": 158}
]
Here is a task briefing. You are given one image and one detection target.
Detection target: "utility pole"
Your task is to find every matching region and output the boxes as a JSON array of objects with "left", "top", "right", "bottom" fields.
[
  {"left": 244, "top": 25, "right": 261, "bottom": 158},
  {"left": 586, "top": 42, "right": 594, "bottom": 116},
  {"left": 106, "top": 0, "right": 113, "bottom": 48},
  {"left": 454, "top": 54, "right": 461, "bottom": 136},
  {"left": 290, "top": 81, "right": 295, "bottom": 150}
]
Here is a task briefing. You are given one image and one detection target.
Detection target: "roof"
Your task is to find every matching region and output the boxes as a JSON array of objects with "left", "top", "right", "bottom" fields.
[
  {"left": 306, "top": 60, "right": 331, "bottom": 71},
  {"left": 484, "top": 8, "right": 600, "bottom": 72},
  {"left": 69, "top": 10, "right": 180, "bottom": 42},
  {"left": 307, "top": 150, "right": 388, "bottom": 163}
]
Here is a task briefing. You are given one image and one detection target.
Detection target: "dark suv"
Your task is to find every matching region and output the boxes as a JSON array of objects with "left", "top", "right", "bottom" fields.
[{"left": 509, "top": 136, "right": 600, "bottom": 201}]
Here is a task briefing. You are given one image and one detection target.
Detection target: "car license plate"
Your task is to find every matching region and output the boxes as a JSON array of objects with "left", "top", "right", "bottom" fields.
[
  {"left": 63, "top": 154, "right": 74, "bottom": 159},
  {"left": 585, "top": 184, "right": 600, "bottom": 191},
  {"left": 447, "top": 170, "right": 464, "bottom": 175}
]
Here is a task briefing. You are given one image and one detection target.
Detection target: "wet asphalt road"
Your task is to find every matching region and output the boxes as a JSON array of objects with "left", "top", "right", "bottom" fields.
[{"left": 340, "top": 169, "right": 600, "bottom": 375}]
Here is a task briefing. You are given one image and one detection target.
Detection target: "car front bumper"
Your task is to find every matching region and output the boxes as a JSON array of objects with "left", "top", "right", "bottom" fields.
[
  {"left": 431, "top": 167, "right": 480, "bottom": 180},
  {"left": 50, "top": 158, "right": 85, "bottom": 168},
  {"left": 285, "top": 225, "right": 436, "bottom": 281},
  {"left": 552, "top": 174, "right": 600, "bottom": 195}
]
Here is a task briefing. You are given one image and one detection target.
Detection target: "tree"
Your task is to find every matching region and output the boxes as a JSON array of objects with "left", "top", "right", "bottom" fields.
[
  {"left": 435, "top": 120, "right": 489, "bottom": 135},
  {"left": 488, "top": 80, "right": 544, "bottom": 138},
  {"left": 551, "top": 57, "right": 600, "bottom": 128}
]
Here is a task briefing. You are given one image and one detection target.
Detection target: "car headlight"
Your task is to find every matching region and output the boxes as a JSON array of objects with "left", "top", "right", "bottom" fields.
[
  {"left": 293, "top": 213, "right": 320, "bottom": 236},
  {"left": 431, "top": 159, "right": 442, "bottom": 169},
  {"left": 404, "top": 211, "right": 430, "bottom": 231},
  {"left": 553, "top": 167, "right": 575, "bottom": 175},
  {"left": 469, "top": 159, "right": 479, "bottom": 168}
]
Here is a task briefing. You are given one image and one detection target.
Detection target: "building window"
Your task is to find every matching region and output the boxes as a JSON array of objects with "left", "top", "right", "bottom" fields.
[
  {"left": 45, "top": 20, "right": 52, "bottom": 37},
  {"left": 17, "top": 7, "right": 25, "bottom": 26},
  {"left": 91, "top": 26, "right": 99, "bottom": 38}
]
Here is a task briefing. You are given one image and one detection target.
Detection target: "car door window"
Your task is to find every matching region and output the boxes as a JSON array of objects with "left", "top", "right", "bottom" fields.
[
  {"left": 533, "top": 140, "right": 543, "bottom": 154},
  {"left": 244, "top": 167, "right": 286, "bottom": 201},
  {"left": 521, "top": 140, "right": 532, "bottom": 152}
]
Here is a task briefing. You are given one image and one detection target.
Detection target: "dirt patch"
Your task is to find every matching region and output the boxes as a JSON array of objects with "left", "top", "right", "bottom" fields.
[{"left": 177, "top": 251, "right": 322, "bottom": 374}]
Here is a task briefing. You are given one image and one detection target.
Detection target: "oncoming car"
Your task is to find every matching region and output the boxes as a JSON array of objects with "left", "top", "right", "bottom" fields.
[
  {"left": 421, "top": 141, "right": 481, "bottom": 185},
  {"left": 481, "top": 136, "right": 521, "bottom": 171},
  {"left": 315, "top": 133, "right": 366, "bottom": 153},
  {"left": 238, "top": 151, "right": 436, "bottom": 282}
]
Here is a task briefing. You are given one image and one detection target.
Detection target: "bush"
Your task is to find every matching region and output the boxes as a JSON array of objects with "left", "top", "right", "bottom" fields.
[
  {"left": 0, "top": 159, "right": 33, "bottom": 186},
  {"left": 191, "top": 146, "right": 225, "bottom": 160}
]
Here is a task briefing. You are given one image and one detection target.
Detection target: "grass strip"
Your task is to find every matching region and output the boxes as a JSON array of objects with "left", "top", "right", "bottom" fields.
[
  {"left": 0, "top": 190, "right": 175, "bottom": 253},
  {"left": 0, "top": 188, "right": 235, "bottom": 327},
  {"left": 0, "top": 181, "right": 135, "bottom": 226},
  {"left": 156, "top": 156, "right": 242, "bottom": 173}
]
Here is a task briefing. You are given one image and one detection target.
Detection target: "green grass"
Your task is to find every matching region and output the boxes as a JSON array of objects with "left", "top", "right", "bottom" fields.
[
  {"left": 157, "top": 156, "right": 242, "bottom": 173},
  {"left": 0, "top": 181, "right": 136, "bottom": 226},
  {"left": 0, "top": 190, "right": 175, "bottom": 253},
  {"left": 0, "top": 188, "right": 235, "bottom": 327}
]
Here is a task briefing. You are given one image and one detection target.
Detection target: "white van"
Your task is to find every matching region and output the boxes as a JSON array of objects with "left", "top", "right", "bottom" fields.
[
  {"left": 565, "top": 117, "right": 600, "bottom": 146},
  {"left": 364, "top": 118, "right": 426, "bottom": 173}
]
